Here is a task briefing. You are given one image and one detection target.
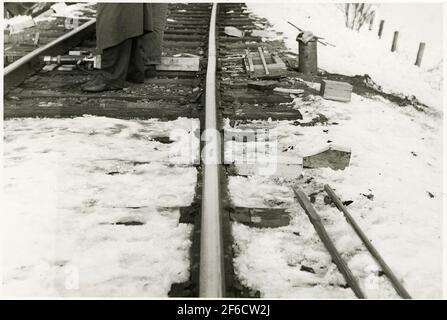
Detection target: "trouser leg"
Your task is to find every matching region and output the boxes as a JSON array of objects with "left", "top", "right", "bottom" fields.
[
  {"left": 100, "top": 38, "right": 133, "bottom": 86},
  {"left": 126, "top": 36, "right": 145, "bottom": 83},
  {"left": 142, "top": 3, "right": 168, "bottom": 65}
]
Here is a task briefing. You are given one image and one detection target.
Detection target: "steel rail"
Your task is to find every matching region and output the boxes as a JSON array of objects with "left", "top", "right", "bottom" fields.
[
  {"left": 199, "top": 3, "right": 225, "bottom": 297},
  {"left": 4, "top": 19, "right": 96, "bottom": 93},
  {"left": 324, "top": 184, "right": 412, "bottom": 299},
  {"left": 293, "top": 185, "right": 366, "bottom": 299}
]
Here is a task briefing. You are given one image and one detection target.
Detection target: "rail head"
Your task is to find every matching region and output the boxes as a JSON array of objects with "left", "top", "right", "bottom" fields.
[{"left": 199, "top": 3, "right": 225, "bottom": 297}]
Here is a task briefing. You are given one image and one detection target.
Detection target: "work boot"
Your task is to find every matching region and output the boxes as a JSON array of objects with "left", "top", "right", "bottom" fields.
[
  {"left": 126, "top": 72, "right": 145, "bottom": 84},
  {"left": 144, "top": 65, "right": 157, "bottom": 78},
  {"left": 81, "top": 75, "right": 123, "bottom": 92}
]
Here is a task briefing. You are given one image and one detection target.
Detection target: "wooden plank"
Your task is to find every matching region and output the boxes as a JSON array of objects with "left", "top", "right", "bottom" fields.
[
  {"left": 9, "top": 90, "right": 188, "bottom": 103},
  {"left": 258, "top": 47, "right": 269, "bottom": 75},
  {"left": 324, "top": 185, "right": 412, "bottom": 299},
  {"left": 302, "top": 145, "right": 351, "bottom": 170},
  {"left": 223, "top": 101, "right": 303, "bottom": 121},
  {"left": 3, "top": 99, "right": 196, "bottom": 120},
  {"left": 230, "top": 207, "right": 290, "bottom": 228},
  {"left": 163, "top": 34, "right": 204, "bottom": 41},
  {"left": 247, "top": 80, "right": 277, "bottom": 91},
  {"left": 221, "top": 91, "right": 293, "bottom": 104},
  {"left": 219, "top": 36, "right": 261, "bottom": 43},
  {"left": 247, "top": 53, "right": 255, "bottom": 73},
  {"left": 224, "top": 26, "right": 244, "bottom": 38},
  {"left": 156, "top": 57, "right": 200, "bottom": 72},
  {"left": 292, "top": 185, "right": 366, "bottom": 299},
  {"left": 273, "top": 87, "right": 304, "bottom": 95},
  {"left": 228, "top": 110, "right": 303, "bottom": 121},
  {"left": 164, "top": 40, "right": 204, "bottom": 48},
  {"left": 165, "top": 28, "right": 207, "bottom": 35}
]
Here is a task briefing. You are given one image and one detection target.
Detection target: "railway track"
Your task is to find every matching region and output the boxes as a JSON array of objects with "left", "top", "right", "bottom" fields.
[
  {"left": 3, "top": 2, "right": 412, "bottom": 299},
  {"left": 4, "top": 3, "right": 96, "bottom": 69}
]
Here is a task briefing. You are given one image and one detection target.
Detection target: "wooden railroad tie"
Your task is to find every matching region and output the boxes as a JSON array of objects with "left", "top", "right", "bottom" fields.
[
  {"left": 156, "top": 56, "right": 201, "bottom": 72},
  {"left": 230, "top": 207, "right": 290, "bottom": 228}
]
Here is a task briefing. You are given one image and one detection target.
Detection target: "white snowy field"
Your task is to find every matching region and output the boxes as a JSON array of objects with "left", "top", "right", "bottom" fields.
[
  {"left": 225, "top": 87, "right": 442, "bottom": 298},
  {"left": 246, "top": 2, "right": 443, "bottom": 111},
  {"left": 1, "top": 116, "right": 200, "bottom": 297}
]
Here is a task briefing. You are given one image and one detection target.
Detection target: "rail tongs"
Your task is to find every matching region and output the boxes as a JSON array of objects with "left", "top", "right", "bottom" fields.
[{"left": 43, "top": 51, "right": 101, "bottom": 69}]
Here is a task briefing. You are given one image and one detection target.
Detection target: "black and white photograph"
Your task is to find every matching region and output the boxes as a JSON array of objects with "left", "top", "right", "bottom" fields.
[{"left": 1, "top": 0, "right": 445, "bottom": 303}]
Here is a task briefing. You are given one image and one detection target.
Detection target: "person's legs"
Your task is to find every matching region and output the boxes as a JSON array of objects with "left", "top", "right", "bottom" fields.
[
  {"left": 142, "top": 3, "right": 168, "bottom": 77},
  {"left": 100, "top": 38, "right": 133, "bottom": 85},
  {"left": 82, "top": 38, "right": 133, "bottom": 92},
  {"left": 126, "top": 36, "right": 145, "bottom": 83}
]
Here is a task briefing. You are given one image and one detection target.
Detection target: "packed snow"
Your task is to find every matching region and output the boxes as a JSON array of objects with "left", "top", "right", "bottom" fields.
[
  {"left": 246, "top": 3, "right": 443, "bottom": 111},
  {"left": 4, "top": 2, "right": 96, "bottom": 31},
  {"left": 2, "top": 116, "right": 200, "bottom": 297},
  {"left": 226, "top": 89, "right": 442, "bottom": 298},
  {"left": 48, "top": 2, "right": 96, "bottom": 19},
  {"left": 3, "top": 15, "right": 35, "bottom": 34}
]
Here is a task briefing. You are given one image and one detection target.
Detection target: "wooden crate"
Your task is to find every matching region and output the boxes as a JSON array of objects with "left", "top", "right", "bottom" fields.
[
  {"left": 320, "top": 79, "right": 352, "bottom": 102},
  {"left": 243, "top": 50, "right": 287, "bottom": 78}
]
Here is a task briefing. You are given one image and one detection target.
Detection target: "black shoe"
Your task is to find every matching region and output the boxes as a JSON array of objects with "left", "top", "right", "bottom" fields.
[
  {"left": 126, "top": 73, "right": 145, "bottom": 84},
  {"left": 144, "top": 65, "right": 157, "bottom": 78},
  {"left": 81, "top": 76, "right": 122, "bottom": 92}
]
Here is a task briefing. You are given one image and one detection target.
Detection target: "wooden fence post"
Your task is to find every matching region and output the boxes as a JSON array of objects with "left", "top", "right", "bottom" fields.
[
  {"left": 378, "top": 20, "right": 384, "bottom": 38},
  {"left": 415, "top": 42, "right": 426, "bottom": 67},
  {"left": 391, "top": 31, "right": 399, "bottom": 52}
]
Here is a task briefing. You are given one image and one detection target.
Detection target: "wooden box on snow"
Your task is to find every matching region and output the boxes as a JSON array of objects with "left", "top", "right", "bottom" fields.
[{"left": 320, "top": 79, "right": 352, "bottom": 102}]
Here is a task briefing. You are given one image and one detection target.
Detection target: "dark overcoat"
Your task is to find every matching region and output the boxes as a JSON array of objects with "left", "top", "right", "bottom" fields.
[{"left": 96, "top": 3, "right": 153, "bottom": 52}]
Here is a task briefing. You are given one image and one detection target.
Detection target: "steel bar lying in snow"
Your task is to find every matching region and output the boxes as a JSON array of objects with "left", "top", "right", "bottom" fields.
[
  {"left": 324, "top": 184, "right": 412, "bottom": 299},
  {"left": 292, "top": 185, "right": 366, "bottom": 299},
  {"left": 199, "top": 3, "right": 225, "bottom": 297}
]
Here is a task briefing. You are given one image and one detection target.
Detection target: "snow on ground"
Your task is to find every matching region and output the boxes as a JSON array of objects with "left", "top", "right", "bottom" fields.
[
  {"left": 4, "top": 2, "right": 96, "bottom": 30},
  {"left": 225, "top": 90, "right": 442, "bottom": 298},
  {"left": 246, "top": 3, "right": 443, "bottom": 111},
  {"left": 48, "top": 2, "right": 96, "bottom": 19},
  {"left": 2, "top": 116, "right": 200, "bottom": 297},
  {"left": 3, "top": 15, "right": 35, "bottom": 33}
]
